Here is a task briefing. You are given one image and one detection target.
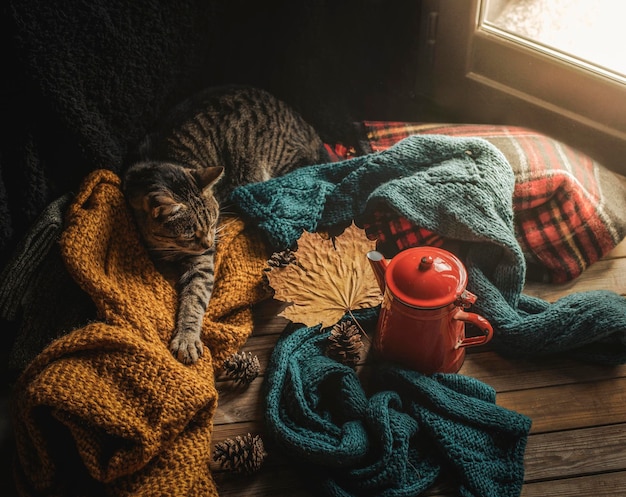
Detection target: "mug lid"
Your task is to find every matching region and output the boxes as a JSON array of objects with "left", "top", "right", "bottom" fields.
[{"left": 385, "top": 246, "right": 467, "bottom": 308}]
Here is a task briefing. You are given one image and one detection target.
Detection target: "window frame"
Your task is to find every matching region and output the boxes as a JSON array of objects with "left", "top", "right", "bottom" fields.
[{"left": 418, "top": 0, "right": 626, "bottom": 174}]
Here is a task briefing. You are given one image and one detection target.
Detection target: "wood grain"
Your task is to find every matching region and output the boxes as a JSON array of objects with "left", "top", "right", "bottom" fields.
[
  {"left": 524, "top": 424, "right": 626, "bottom": 482},
  {"left": 520, "top": 472, "right": 626, "bottom": 497}
]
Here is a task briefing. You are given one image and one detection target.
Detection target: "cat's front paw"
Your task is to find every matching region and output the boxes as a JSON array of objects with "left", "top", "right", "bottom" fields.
[{"left": 170, "top": 330, "right": 203, "bottom": 364}]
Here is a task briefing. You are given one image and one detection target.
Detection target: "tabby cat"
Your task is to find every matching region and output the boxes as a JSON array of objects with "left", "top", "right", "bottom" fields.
[{"left": 123, "top": 85, "right": 328, "bottom": 364}]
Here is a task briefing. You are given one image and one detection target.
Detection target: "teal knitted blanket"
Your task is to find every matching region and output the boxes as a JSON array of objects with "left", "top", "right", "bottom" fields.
[
  {"left": 232, "top": 134, "right": 626, "bottom": 363},
  {"left": 264, "top": 311, "right": 532, "bottom": 497}
]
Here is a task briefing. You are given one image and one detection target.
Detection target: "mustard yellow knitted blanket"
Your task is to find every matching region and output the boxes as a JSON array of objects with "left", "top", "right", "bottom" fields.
[{"left": 12, "top": 169, "right": 271, "bottom": 496}]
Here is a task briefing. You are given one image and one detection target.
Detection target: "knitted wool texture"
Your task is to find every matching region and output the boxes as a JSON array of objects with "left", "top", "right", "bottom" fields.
[
  {"left": 12, "top": 169, "right": 270, "bottom": 496},
  {"left": 0, "top": 193, "right": 99, "bottom": 375},
  {"left": 265, "top": 313, "right": 532, "bottom": 497},
  {"left": 232, "top": 134, "right": 626, "bottom": 363}
]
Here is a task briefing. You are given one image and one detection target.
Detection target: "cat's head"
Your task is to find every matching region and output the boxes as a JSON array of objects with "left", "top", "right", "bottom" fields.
[{"left": 123, "top": 161, "right": 224, "bottom": 259}]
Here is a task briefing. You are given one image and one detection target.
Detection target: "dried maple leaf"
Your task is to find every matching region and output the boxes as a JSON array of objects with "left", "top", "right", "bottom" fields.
[{"left": 266, "top": 223, "right": 383, "bottom": 329}]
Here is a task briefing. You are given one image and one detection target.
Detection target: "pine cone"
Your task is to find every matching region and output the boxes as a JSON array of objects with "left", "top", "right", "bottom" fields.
[
  {"left": 266, "top": 249, "right": 297, "bottom": 269},
  {"left": 213, "top": 433, "right": 267, "bottom": 474},
  {"left": 326, "top": 320, "right": 362, "bottom": 368},
  {"left": 223, "top": 351, "right": 261, "bottom": 385}
]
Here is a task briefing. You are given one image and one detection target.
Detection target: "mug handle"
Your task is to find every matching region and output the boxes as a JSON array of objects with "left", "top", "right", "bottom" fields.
[{"left": 454, "top": 311, "right": 493, "bottom": 348}]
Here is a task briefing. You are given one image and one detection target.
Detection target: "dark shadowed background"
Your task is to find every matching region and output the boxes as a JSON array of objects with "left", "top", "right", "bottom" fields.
[{"left": 0, "top": 0, "right": 425, "bottom": 267}]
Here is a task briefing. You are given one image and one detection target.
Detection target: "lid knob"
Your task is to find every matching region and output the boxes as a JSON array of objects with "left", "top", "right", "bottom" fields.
[{"left": 419, "top": 256, "right": 433, "bottom": 270}]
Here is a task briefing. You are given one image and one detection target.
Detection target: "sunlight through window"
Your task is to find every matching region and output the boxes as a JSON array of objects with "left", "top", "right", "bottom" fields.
[{"left": 482, "top": 0, "right": 626, "bottom": 81}]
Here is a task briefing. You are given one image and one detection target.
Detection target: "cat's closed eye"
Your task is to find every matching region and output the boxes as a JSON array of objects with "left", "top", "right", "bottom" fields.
[
  {"left": 182, "top": 231, "right": 213, "bottom": 248},
  {"left": 163, "top": 226, "right": 213, "bottom": 252}
]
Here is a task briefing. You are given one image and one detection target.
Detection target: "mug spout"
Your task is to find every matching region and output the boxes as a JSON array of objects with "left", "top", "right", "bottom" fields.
[{"left": 367, "top": 250, "right": 388, "bottom": 293}]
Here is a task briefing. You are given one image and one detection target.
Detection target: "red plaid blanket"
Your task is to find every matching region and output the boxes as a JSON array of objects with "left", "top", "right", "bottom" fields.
[{"left": 353, "top": 122, "right": 626, "bottom": 283}]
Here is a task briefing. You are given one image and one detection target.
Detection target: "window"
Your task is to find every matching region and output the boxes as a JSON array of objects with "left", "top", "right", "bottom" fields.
[
  {"left": 418, "top": 0, "right": 626, "bottom": 174},
  {"left": 484, "top": 0, "right": 626, "bottom": 81}
]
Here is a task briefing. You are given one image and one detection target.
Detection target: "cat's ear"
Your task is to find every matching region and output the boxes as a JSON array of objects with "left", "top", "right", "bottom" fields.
[
  {"left": 194, "top": 166, "right": 224, "bottom": 190},
  {"left": 136, "top": 191, "right": 183, "bottom": 219}
]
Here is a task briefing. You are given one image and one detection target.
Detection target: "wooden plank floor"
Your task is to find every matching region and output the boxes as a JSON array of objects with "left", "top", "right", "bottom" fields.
[{"left": 210, "top": 240, "right": 626, "bottom": 496}]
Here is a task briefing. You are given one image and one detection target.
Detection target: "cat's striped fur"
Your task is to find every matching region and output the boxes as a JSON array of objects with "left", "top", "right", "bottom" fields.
[{"left": 123, "top": 86, "right": 328, "bottom": 364}]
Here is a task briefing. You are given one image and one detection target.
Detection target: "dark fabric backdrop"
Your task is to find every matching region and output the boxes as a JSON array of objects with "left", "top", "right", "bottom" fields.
[{"left": 0, "top": 0, "right": 423, "bottom": 267}]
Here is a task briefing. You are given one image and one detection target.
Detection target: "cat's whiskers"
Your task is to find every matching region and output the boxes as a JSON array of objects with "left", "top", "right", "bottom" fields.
[
  {"left": 216, "top": 218, "right": 238, "bottom": 234},
  {"left": 149, "top": 246, "right": 186, "bottom": 261},
  {"left": 218, "top": 207, "right": 238, "bottom": 218}
]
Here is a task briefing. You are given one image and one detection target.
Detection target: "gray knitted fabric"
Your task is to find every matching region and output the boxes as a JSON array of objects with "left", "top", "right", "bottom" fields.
[{"left": 0, "top": 194, "right": 96, "bottom": 375}]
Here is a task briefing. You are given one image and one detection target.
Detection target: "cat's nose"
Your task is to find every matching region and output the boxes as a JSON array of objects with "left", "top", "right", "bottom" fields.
[{"left": 199, "top": 237, "right": 212, "bottom": 250}]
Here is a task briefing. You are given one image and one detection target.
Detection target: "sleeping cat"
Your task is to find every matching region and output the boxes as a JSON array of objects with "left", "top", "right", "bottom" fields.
[{"left": 123, "top": 85, "right": 329, "bottom": 364}]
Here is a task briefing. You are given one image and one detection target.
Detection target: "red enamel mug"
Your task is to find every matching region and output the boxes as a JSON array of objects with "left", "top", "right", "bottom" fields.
[{"left": 367, "top": 247, "right": 493, "bottom": 374}]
